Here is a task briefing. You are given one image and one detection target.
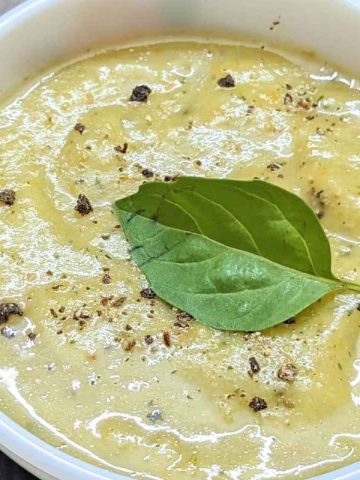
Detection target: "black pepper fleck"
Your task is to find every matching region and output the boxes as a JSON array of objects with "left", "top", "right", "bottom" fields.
[
  {"left": 283, "top": 317, "right": 296, "bottom": 324},
  {"left": 146, "top": 409, "right": 162, "bottom": 422},
  {"left": 249, "top": 396, "right": 268, "bottom": 412},
  {"left": 217, "top": 74, "right": 235, "bottom": 88},
  {"left": 267, "top": 163, "right": 281, "bottom": 171},
  {"left": 0, "top": 189, "right": 16, "bottom": 206},
  {"left": 0, "top": 303, "right": 22, "bottom": 325},
  {"left": 141, "top": 168, "right": 154, "bottom": 178},
  {"left": 140, "top": 288, "right": 157, "bottom": 299},
  {"left": 248, "top": 357, "right": 261, "bottom": 377},
  {"left": 102, "top": 273, "right": 111, "bottom": 284},
  {"left": 130, "top": 85, "right": 152, "bottom": 102},
  {"left": 1, "top": 326, "right": 16, "bottom": 339},
  {"left": 74, "top": 123, "right": 86, "bottom": 134},
  {"left": 164, "top": 175, "right": 177, "bottom": 182},
  {"left": 174, "top": 311, "right": 193, "bottom": 327},
  {"left": 144, "top": 335, "right": 154, "bottom": 345},
  {"left": 75, "top": 194, "right": 93, "bottom": 216}
]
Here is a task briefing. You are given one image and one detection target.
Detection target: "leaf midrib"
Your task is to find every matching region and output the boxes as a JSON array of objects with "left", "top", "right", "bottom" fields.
[
  {"left": 117, "top": 203, "right": 342, "bottom": 291},
  {"left": 180, "top": 182, "right": 322, "bottom": 277}
]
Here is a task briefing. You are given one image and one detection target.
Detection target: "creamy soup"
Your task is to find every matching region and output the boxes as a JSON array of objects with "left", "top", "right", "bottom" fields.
[{"left": 1, "top": 40, "right": 360, "bottom": 480}]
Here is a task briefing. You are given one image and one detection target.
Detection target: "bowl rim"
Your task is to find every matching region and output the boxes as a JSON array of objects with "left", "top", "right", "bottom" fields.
[
  {"left": 1, "top": 1, "right": 360, "bottom": 479},
  {"left": 0, "top": 0, "right": 48, "bottom": 32},
  {"left": 0, "top": 413, "right": 123, "bottom": 480}
]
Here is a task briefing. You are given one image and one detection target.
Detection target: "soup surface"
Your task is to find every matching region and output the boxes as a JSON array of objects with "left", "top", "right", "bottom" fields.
[{"left": 1, "top": 40, "right": 360, "bottom": 480}]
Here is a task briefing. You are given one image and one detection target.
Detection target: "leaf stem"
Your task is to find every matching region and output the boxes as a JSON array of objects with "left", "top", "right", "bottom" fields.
[{"left": 344, "top": 282, "right": 360, "bottom": 293}]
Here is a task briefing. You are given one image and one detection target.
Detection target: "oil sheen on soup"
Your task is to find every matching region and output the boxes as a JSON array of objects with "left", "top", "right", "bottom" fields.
[{"left": 1, "top": 41, "right": 360, "bottom": 480}]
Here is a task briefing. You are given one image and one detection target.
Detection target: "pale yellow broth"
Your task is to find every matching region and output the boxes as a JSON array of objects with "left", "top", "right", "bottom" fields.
[{"left": 1, "top": 40, "right": 360, "bottom": 480}]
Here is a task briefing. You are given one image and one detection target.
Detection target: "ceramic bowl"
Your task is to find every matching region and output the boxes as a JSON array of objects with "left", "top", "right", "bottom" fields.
[{"left": 1, "top": 0, "right": 360, "bottom": 478}]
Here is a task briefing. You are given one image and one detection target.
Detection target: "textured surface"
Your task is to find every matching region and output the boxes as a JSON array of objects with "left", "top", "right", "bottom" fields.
[
  {"left": 0, "top": 2, "right": 34, "bottom": 480},
  {"left": 0, "top": 40, "right": 360, "bottom": 480}
]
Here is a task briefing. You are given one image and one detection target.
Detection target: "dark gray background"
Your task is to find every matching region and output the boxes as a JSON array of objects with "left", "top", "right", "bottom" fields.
[{"left": 0, "top": 452, "right": 36, "bottom": 479}]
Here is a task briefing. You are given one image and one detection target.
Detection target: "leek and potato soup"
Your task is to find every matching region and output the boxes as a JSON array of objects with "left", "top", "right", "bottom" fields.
[{"left": 1, "top": 41, "right": 360, "bottom": 480}]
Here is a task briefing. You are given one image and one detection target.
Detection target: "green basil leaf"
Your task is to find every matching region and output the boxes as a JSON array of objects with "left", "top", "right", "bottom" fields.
[{"left": 114, "top": 177, "right": 351, "bottom": 331}]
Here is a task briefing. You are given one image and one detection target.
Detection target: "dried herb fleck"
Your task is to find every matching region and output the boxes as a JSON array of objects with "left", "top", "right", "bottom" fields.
[
  {"left": 114, "top": 143, "right": 128, "bottom": 154},
  {"left": 277, "top": 363, "right": 298, "bottom": 382},
  {"left": 270, "top": 18, "right": 280, "bottom": 30},
  {"left": 123, "top": 338, "right": 136, "bottom": 351},
  {"left": 163, "top": 331, "right": 171, "bottom": 347},
  {"left": 297, "top": 98, "right": 312, "bottom": 110},
  {"left": 310, "top": 188, "right": 326, "bottom": 219},
  {"left": 112, "top": 297, "right": 126, "bottom": 307},
  {"left": 174, "top": 311, "right": 193, "bottom": 327},
  {"left": 284, "top": 93, "right": 293, "bottom": 105},
  {"left": 177, "top": 312, "right": 193, "bottom": 321}
]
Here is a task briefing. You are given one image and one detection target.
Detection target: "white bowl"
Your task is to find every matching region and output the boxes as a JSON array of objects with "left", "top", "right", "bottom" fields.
[{"left": 1, "top": 0, "right": 360, "bottom": 478}]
